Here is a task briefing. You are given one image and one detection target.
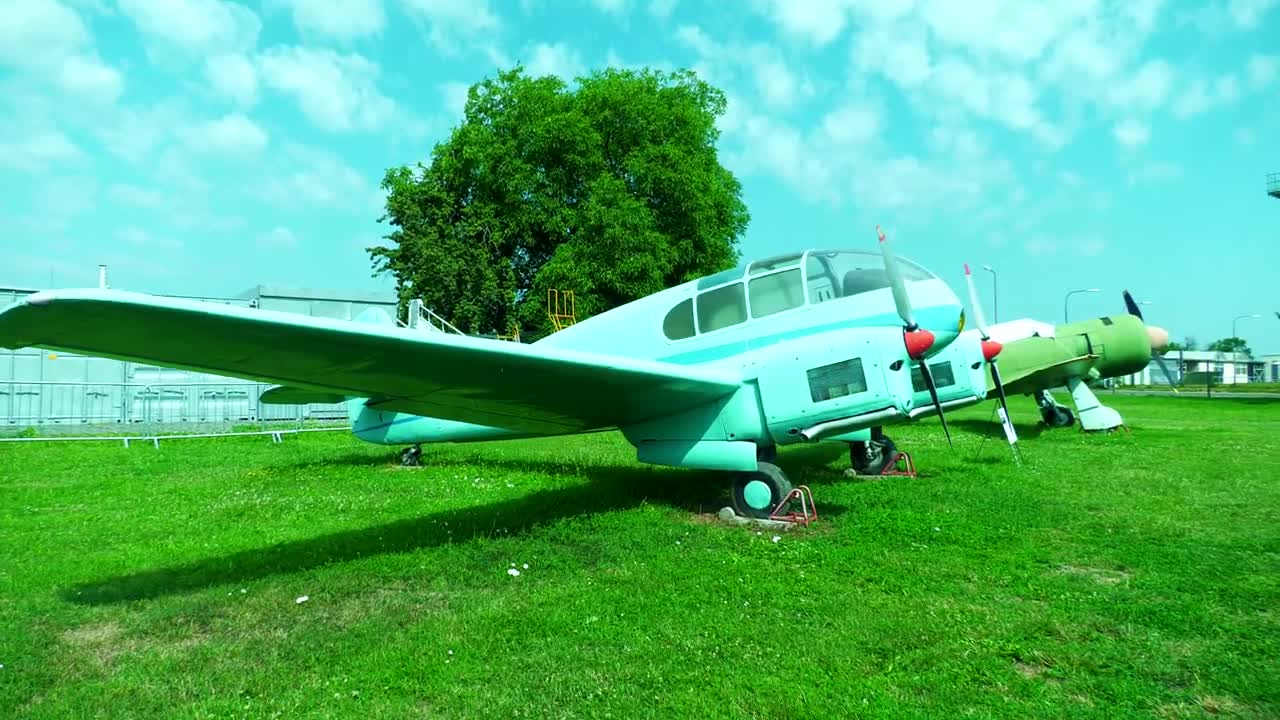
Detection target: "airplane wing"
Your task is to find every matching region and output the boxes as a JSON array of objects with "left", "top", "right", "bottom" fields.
[
  {"left": 0, "top": 289, "right": 742, "bottom": 433},
  {"left": 996, "top": 354, "right": 1099, "bottom": 396}
]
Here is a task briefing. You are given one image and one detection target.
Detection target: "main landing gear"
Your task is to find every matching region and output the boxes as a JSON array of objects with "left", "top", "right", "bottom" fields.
[
  {"left": 1034, "top": 390, "right": 1075, "bottom": 428},
  {"left": 846, "top": 427, "right": 916, "bottom": 477},
  {"left": 400, "top": 444, "right": 423, "bottom": 467}
]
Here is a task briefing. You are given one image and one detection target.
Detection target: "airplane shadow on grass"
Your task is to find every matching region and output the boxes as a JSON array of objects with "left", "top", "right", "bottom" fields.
[{"left": 62, "top": 443, "right": 854, "bottom": 606}]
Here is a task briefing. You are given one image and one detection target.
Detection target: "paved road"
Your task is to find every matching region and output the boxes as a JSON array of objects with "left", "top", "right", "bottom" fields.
[{"left": 1109, "top": 390, "right": 1280, "bottom": 400}]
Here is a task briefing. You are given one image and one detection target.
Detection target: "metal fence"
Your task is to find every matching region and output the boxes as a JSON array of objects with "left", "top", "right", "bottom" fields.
[{"left": 0, "top": 381, "right": 350, "bottom": 444}]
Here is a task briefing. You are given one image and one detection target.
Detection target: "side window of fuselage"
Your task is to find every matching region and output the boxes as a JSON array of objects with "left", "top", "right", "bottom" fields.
[
  {"left": 696, "top": 282, "right": 747, "bottom": 333},
  {"left": 663, "top": 298, "right": 696, "bottom": 341},
  {"left": 748, "top": 268, "right": 805, "bottom": 318}
]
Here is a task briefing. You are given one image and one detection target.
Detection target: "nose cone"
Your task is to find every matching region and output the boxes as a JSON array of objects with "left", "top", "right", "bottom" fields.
[
  {"left": 981, "top": 339, "right": 1002, "bottom": 362},
  {"left": 1147, "top": 325, "right": 1170, "bottom": 352}
]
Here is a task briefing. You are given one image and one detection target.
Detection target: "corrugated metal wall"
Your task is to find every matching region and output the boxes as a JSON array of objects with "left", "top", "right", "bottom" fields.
[{"left": 2, "top": 285, "right": 396, "bottom": 427}]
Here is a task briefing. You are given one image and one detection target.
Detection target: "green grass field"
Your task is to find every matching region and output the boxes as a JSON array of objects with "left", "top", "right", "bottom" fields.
[{"left": 2, "top": 396, "right": 1278, "bottom": 718}]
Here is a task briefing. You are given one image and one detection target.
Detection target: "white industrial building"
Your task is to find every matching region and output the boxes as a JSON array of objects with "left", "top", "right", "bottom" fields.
[
  {"left": 2, "top": 283, "right": 398, "bottom": 426},
  {"left": 1122, "top": 350, "right": 1270, "bottom": 386}
]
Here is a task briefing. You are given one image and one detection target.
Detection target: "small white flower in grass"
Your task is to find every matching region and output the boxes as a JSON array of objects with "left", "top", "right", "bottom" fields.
[
  {"left": 507, "top": 568, "right": 520, "bottom": 577},
  {"left": 933, "top": 527, "right": 940, "bottom": 532},
  {"left": 522, "top": 563, "right": 529, "bottom": 569},
  {"left": 772, "top": 535, "right": 780, "bottom": 543},
  {"left": 448, "top": 650, "right": 453, "bottom": 655},
  {"left": 296, "top": 595, "right": 309, "bottom": 604}
]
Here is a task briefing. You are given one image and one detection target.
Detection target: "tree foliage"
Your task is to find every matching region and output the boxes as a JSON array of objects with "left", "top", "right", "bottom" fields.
[
  {"left": 1207, "top": 337, "right": 1252, "bottom": 357},
  {"left": 369, "top": 65, "right": 749, "bottom": 338}
]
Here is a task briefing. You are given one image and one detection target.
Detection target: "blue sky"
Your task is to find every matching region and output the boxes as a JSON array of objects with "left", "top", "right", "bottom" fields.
[{"left": 2, "top": 0, "right": 1278, "bottom": 354}]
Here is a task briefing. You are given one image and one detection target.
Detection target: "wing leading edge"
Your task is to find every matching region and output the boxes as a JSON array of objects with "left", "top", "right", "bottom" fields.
[{"left": 0, "top": 289, "right": 742, "bottom": 433}]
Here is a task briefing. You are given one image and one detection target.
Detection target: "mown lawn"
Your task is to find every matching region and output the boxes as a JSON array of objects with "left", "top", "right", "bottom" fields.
[{"left": 1, "top": 396, "right": 1277, "bottom": 718}]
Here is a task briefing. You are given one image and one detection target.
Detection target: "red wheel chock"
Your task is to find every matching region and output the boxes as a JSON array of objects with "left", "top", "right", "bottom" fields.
[{"left": 770, "top": 484, "right": 818, "bottom": 526}]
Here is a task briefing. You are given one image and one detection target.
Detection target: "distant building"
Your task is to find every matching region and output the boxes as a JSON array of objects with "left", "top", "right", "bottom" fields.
[
  {"left": 1122, "top": 350, "right": 1267, "bottom": 386},
  {"left": 1261, "top": 354, "right": 1280, "bottom": 383},
  {"left": 2, "top": 284, "right": 398, "bottom": 425}
]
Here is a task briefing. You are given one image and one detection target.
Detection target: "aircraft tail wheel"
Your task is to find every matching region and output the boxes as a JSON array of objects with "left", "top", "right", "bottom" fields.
[{"left": 731, "top": 461, "right": 793, "bottom": 520}]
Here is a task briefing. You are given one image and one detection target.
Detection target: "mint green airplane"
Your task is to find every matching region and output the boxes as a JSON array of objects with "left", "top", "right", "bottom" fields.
[{"left": 0, "top": 229, "right": 1000, "bottom": 518}]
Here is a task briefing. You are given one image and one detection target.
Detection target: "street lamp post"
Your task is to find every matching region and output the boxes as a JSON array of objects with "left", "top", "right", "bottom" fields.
[
  {"left": 1064, "top": 288, "right": 1101, "bottom": 323},
  {"left": 1232, "top": 313, "right": 1261, "bottom": 340},
  {"left": 981, "top": 265, "right": 997, "bottom": 323}
]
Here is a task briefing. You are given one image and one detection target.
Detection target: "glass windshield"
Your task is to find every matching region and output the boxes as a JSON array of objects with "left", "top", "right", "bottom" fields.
[{"left": 804, "top": 250, "right": 935, "bottom": 305}]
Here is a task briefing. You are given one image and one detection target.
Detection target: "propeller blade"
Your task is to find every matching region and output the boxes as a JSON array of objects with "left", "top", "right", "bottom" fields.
[
  {"left": 988, "top": 361, "right": 1023, "bottom": 463},
  {"left": 878, "top": 225, "right": 916, "bottom": 329},
  {"left": 1154, "top": 353, "right": 1180, "bottom": 393},
  {"left": 917, "top": 360, "right": 953, "bottom": 448},
  {"left": 963, "top": 263, "right": 990, "bottom": 337},
  {"left": 1122, "top": 289, "right": 1144, "bottom": 321}
]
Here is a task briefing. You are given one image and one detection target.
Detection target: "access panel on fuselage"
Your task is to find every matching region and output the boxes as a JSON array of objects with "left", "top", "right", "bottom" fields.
[{"left": 752, "top": 329, "right": 904, "bottom": 442}]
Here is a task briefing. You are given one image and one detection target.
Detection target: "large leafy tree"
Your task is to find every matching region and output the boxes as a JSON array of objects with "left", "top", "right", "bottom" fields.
[{"left": 369, "top": 65, "right": 749, "bottom": 338}]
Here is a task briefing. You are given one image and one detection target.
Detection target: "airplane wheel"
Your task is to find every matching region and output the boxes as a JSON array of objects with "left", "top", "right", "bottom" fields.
[
  {"left": 849, "top": 435, "right": 897, "bottom": 475},
  {"left": 400, "top": 445, "right": 423, "bottom": 467},
  {"left": 1041, "top": 407, "right": 1074, "bottom": 428},
  {"left": 731, "top": 461, "right": 792, "bottom": 520}
]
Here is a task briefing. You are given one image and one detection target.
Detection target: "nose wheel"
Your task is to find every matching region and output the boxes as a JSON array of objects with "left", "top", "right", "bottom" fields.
[{"left": 400, "top": 444, "right": 423, "bottom": 467}]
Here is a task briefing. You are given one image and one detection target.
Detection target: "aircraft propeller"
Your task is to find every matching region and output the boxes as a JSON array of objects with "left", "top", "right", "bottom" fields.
[
  {"left": 963, "top": 263, "right": 1021, "bottom": 463},
  {"left": 1122, "top": 290, "right": 1178, "bottom": 390},
  {"left": 877, "top": 225, "right": 952, "bottom": 448}
]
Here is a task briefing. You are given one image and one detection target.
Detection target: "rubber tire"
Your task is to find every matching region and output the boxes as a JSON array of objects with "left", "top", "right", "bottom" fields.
[
  {"left": 1042, "top": 406, "right": 1075, "bottom": 428},
  {"left": 849, "top": 435, "right": 898, "bottom": 475},
  {"left": 731, "top": 461, "right": 793, "bottom": 520},
  {"left": 400, "top": 446, "right": 422, "bottom": 467}
]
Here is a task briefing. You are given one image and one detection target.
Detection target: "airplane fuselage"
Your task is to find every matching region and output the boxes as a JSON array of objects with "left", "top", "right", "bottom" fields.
[{"left": 351, "top": 248, "right": 989, "bottom": 465}]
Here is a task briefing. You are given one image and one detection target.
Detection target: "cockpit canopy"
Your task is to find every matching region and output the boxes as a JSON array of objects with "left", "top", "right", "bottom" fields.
[{"left": 662, "top": 249, "right": 938, "bottom": 341}]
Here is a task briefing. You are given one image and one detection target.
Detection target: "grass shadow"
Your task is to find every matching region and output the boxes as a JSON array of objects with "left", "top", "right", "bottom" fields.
[{"left": 63, "top": 444, "right": 857, "bottom": 606}]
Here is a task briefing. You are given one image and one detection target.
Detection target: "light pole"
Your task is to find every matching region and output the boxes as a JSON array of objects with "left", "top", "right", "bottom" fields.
[
  {"left": 1064, "top": 288, "right": 1100, "bottom": 323},
  {"left": 981, "top": 265, "right": 997, "bottom": 322},
  {"left": 1232, "top": 313, "right": 1261, "bottom": 340}
]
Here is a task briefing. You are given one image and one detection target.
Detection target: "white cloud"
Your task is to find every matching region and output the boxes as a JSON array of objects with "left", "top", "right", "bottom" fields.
[
  {"left": 749, "top": 48, "right": 813, "bottom": 108},
  {"left": 1126, "top": 162, "right": 1183, "bottom": 185},
  {"left": 115, "top": 225, "right": 183, "bottom": 249},
  {"left": 524, "top": 42, "right": 586, "bottom": 80},
  {"left": 56, "top": 54, "right": 123, "bottom": 105},
  {"left": 179, "top": 113, "right": 269, "bottom": 156},
  {"left": 260, "top": 143, "right": 371, "bottom": 210},
  {"left": 397, "top": 0, "right": 500, "bottom": 55},
  {"left": 256, "top": 46, "right": 396, "bottom": 132},
  {"left": 205, "top": 53, "right": 257, "bottom": 106},
  {"left": 0, "top": 0, "right": 124, "bottom": 106},
  {"left": 820, "top": 103, "right": 881, "bottom": 146},
  {"left": 1247, "top": 54, "right": 1278, "bottom": 90},
  {"left": 1106, "top": 59, "right": 1174, "bottom": 110},
  {"left": 258, "top": 226, "right": 298, "bottom": 249},
  {"left": 648, "top": 0, "right": 677, "bottom": 19},
  {"left": 917, "top": 0, "right": 1095, "bottom": 64},
  {"left": 590, "top": 0, "right": 628, "bottom": 15},
  {"left": 1026, "top": 237, "right": 1057, "bottom": 256},
  {"left": 753, "top": 0, "right": 852, "bottom": 47},
  {"left": 1171, "top": 74, "right": 1242, "bottom": 118},
  {"left": 108, "top": 184, "right": 166, "bottom": 208},
  {"left": 281, "top": 0, "right": 386, "bottom": 41},
  {"left": 117, "top": 0, "right": 261, "bottom": 55},
  {"left": 0, "top": 0, "right": 90, "bottom": 69},
  {"left": 1228, "top": 0, "right": 1278, "bottom": 28},
  {"left": 439, "top": 82, "right": 470, "bottom": 117},
  {"left": 0, "top": 130, "right": 86, "bottom": 173},
  {"left": 1112, "top": 119, "right": 1151, "bottom": 148}
]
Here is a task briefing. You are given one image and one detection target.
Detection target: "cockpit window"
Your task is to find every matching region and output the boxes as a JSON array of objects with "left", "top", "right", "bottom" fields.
[
  {"left": 749, "top": 268, "right": 805, "bottom": 318},
  {"left": 696, "top": 282, "right": 748, "bottom": 333},
  {"left": 748, "top": 253, "right": 802, "bottom": 275},
  {"left": 804, "top": 250, "right": 934, "bottom": 306},
  {"left": 663, "top": 298, "right": 696, "bottom": 340}
]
